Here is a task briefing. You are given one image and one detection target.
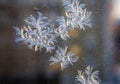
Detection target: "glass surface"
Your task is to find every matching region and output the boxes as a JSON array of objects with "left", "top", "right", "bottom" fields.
[{"left": 0, "top": 0, "right": 120, "bottom": 84}]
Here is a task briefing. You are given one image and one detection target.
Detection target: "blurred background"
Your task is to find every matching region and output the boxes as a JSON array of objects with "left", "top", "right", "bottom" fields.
[{"left": 0, "top": 0, "right": 120, "bottom": 84}]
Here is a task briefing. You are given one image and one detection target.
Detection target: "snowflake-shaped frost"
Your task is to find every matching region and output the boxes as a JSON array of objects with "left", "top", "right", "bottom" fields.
[
  {"left": 14, "top": 12, "right": 56, "bottom": 52},
  {"left": 55, "top": 0, "right": 92, "bottom": 40},
  {"left": 75, "top": 66, "right": 100, "bottom": 84},
  {"left": 49, "top": 46, "right": 79, "bottom": 70},
  {"left": 63, "top": 0, "right": 92, "bottom": 30}
]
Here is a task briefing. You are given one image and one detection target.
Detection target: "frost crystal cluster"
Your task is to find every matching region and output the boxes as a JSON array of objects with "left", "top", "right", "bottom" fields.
[
  {"left": 14, "top": 0, "right": 101, "bottom": 83},
  {"left": 15, "top": 0, "right": 92, "bottom": 52},
  {"left": 75, "top": 66, "right": 100, "bottom": 84},
  {"left": 49, "top": 46, "right": 79, "bottom": 70}
]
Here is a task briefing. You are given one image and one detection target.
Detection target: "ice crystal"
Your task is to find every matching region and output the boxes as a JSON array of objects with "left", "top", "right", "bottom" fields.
[
  {"left": 75, "top": 66, "right": 100, "bottom": 84},
  {"left": 49, "top": 46, "right": 79, "bottom": 70},
  {"left": 55, "top": 0, "right": 92, "bottom": 40},
  {"left": 63, "top": 0, "right": 92, "bottom": 30},
  {"left": 14, "top": 12, "right": 56, "bottom": 52}
]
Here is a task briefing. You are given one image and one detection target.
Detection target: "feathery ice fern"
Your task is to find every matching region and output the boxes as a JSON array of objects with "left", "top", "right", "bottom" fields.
[
  {"left": 56, "top": 0, "right": 92, "bottom": 40},
  {"left": 75, "top": 66, "right": 100, "bottom": 84},
  {"left": 14, "top": 12, "right": 57, "bottom": 52},
  {"left": 62, "top": 0, "right": 92, "bottom": 30},
  {"left": 49, "top": 46, "right": 79, "bottom": 70}
]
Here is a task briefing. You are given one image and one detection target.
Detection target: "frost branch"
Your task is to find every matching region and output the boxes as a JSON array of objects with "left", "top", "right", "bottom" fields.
[
  {"left": 49, "top": 46, "right": 79, "bottom": 70},
  {"left": 75, "top": 66, "right": 100, "bottom": 84}
]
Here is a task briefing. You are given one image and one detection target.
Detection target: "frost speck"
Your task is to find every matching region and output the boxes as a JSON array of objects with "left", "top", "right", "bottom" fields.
[
  {"left": 75, "top": 66, "right": 100, "bottom": 84},
  {"left": 49, "top": 46, "right": 79, "bottom": 70}
]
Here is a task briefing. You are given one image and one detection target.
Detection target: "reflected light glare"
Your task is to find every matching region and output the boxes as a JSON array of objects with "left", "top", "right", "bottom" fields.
[
  {"left": 68, "top": 29, "right": 80, "bottom": 38},
  {"left": 70, "top": 44, "right": 81, "bottom": 56},
  {"left": 112, "top": 0, "right": 120, "bottom": 19}
]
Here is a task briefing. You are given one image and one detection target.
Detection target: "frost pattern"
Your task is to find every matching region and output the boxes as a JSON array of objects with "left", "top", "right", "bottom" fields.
[
  {"left": 75, "top": 66, "right": 100, "bottom": 84},
  {"left": 14, "top": 0, "right": 92, "bottom": 52},
  {"left": 49, "top": 46, "right": 79, "bottom": 70},
  {"left": 14, "top": 0, "right": 101, "bottom": 83},
  {"left": 14, "top": 12, "right": 56, "bottom": 52}
]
